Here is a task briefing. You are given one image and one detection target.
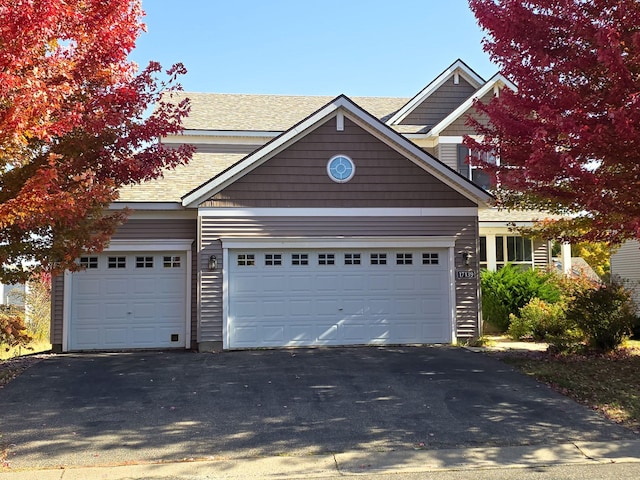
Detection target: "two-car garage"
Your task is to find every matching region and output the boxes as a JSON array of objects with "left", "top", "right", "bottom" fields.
[{"left": 223, "top": 238, "right": 456, "bottom": 349}]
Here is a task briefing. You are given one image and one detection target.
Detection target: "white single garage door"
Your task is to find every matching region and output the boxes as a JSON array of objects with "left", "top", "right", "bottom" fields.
[
  {"left": 227, "top": 248, "right": 452, "bottom": 348},
  {"left": 68, "top": 252, "right": 188, "bottom": 350}
]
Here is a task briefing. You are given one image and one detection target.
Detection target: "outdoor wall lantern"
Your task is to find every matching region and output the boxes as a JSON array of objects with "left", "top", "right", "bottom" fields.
[
  {"left": 208, "top": 255, "right": 217, "bottom": 271},
  {"left": 462, "top": 252, "right": 471, "bottom": 266}
]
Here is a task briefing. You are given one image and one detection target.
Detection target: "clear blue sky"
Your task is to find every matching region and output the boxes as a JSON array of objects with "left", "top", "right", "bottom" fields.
[{"left": 131, "top": 0, "right": 497, "bottom": 98}]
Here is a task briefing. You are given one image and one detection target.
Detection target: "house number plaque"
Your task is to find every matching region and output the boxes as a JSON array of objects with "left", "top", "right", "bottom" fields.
[{"left": 456, "top": 270, "right": 476, "bottom": 279}]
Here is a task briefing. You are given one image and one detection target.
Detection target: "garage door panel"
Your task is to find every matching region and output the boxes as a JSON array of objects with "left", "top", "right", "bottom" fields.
[
  {"left": 262, "top": 300, "right": 286, "bottom": 317},
  {"left": 105, "top": 278, "right": 128, "bottom": 295},
  {"left": 103, "top": 328, "right": 127, "bottom": 346},
  {"left": 315, "top": 274, "right": 341, "bottom": 292},
  {"left": 289, "top": 275, "right": 315, "bottom": 291},
  {"left": 228, "top": 247, "right": 452, "bottom": 348},
  {"left": 76, "top": 278, "right": 101, "bottom": 296},
  {"left": 317, "top": 325, "right": 338, "bottom": 341},
  {"left": 104, "top": 303, "right": 129, "bottom": 322},
  {"left": 290, "top": 298, "right": 313, "bottom": 315},
  {"left": 75, "top": 328, "right": 100, "bottom": 347},
  {"left": 367, "top": 274, "right": 392, "bottom": 291}
]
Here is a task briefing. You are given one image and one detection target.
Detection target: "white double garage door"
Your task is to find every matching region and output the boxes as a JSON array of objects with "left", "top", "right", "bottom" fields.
[{"left": 226, "top": 244, "right": 455, "bottom": 349}]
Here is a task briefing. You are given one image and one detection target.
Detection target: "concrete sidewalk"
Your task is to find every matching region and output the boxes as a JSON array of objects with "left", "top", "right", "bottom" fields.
[{"left": 2, "top": 440, "right": 639, "bottom": 480}]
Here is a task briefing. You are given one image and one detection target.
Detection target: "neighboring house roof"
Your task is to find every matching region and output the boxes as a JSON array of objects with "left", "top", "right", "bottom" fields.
[
  {"left": 181, "top": 95, "right": 493, "bottom": 208},
  {"left": 117, "top": 152, "right": 244, "bottom": 203},
  {"left": 168, "top": 92, "right": 408, "bottom": 132}
]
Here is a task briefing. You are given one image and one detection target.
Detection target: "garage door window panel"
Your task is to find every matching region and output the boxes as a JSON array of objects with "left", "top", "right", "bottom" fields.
[
  {"left": 265, "top": 254, "right": 282, "bottom": 266},
  {"left": 79, "top": 256, "right": 98, "bottom": 269},
  {"left": 318, "top": 253, "right": 335, "bottom": 265},
  {"left": 237, "top": 254, "right": 255, "bottom": 266},
  {"left": 163, "top": 256, "right": 181, "bottom": 268},
  {"left": 108, "top": 256, "right": 126, "bottom": 269},
  {"left": 396, "top": 253, "right": 413, "bottom": 265},
  {"left": 345, "top": 253, "right": 361, "bottom": 265},
  {"left": 136, "top": 256, "right": 154, "bottom": 268},
  {"left": 422, "top": 253, "right": 439, "bottom": 265},
  {"left": 370, "top": 253, "right": 387, "bottom": 265},
  {"left": 292, "top": 254, "right": 309, "bottom": 266}
]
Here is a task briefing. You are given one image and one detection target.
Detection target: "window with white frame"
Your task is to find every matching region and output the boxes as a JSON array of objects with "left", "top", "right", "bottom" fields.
[
  {"left": 457, "top": 145, "right": 496, "bottom": 190},
  {"left": 496, "top": 236, "right": 533, "bottom": 269}
]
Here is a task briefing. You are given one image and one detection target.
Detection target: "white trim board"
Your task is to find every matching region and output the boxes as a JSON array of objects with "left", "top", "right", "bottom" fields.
[
  {"left": 199, "top": 207, "right": 478, "bottom": 217},
  {"left": 221, "top": 236, "right": 457, "bottom": 250}
]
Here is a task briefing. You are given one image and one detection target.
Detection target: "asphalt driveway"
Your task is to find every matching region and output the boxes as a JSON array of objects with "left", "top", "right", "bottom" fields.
[{"left": 0, "top": 346, "right": 635, "bottom": 469}]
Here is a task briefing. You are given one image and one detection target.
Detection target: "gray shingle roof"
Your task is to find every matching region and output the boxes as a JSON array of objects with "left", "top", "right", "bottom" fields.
[
  {"left": 169, "top": 92, "right": 409, "bottom": 131},
  {"left": 117, "top": 153, "right": 244, "bottom": 202}
]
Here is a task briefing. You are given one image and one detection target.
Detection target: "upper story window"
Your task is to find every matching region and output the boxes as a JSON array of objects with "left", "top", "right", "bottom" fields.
[{"left": 457, "top": 145, "right": 496, "bottom": 191}]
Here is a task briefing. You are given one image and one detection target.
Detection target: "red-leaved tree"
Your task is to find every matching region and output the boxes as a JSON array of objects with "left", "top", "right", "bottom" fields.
[
  {"left": 0, "top": 0, "right": 193, "bottom": 283},
  {"left": 467, "top": 0, "right": 640, "bottom": 244}
]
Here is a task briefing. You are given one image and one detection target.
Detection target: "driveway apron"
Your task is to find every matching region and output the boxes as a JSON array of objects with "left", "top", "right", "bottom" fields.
[{"left": 0, "top": 347, "right": 635, "bottom": 468}]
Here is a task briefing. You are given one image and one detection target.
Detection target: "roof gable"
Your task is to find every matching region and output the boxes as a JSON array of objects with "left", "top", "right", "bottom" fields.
[
  {"left": 386, "top": 59, "right": 485, "bottom": 126},
  {"left": 182, "top": 95, "right": 493, "bottom": 208},
  {"left": 426, "top": 73, "right": 516, "bottom": 137}
]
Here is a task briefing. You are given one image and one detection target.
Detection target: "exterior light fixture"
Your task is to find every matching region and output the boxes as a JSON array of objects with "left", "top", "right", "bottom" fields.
[{"left": 208, "top": 255, "right": 217, "bottom": 271}]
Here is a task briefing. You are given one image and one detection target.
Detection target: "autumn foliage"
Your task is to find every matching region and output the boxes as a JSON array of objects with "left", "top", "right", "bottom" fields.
[
  {"left": 0, "top": 0, "right": 193, "bottom": 283},
  {"left": 467, "top": 0, "right": 640, "bottom": 244}
]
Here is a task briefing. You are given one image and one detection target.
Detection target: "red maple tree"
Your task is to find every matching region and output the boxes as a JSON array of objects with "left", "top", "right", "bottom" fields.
[
  {"left": 0, "top": 0, "right": 193, "bottom": 283},
  {"left": 467, "top": 0, "right": 640, "bottom": 244}
]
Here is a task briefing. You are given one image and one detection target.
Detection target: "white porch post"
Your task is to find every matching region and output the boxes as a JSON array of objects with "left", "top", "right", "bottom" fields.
[{"left": 561, "top": 242, "right": 572, "bottom": 275}]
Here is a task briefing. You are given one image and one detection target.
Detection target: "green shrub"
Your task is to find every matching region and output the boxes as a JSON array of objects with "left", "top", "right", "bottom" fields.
[
  {"left": 565, "top": 280, "right": 636, "bottom": 352},
  {"left": 507, "top": 297, "right": 566, "bottom": 341},
  {"left": 481, "top": 264, "right": 562, "bottom": 331}
]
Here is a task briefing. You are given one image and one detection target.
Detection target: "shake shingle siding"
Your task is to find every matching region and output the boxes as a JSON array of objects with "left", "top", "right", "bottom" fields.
[
  {"left": 440, "top": 90, "right": 494, "bottom": 136},
  {"left": 400, "top": 77, "right": 477, "bottom": 127},
  {"left": 199, "top": 216, "right": 481, "bottom": 344}
]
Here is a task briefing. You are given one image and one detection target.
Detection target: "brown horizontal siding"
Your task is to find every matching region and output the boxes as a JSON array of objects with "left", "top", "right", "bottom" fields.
[
  {"left": 50, "top": 218, "right": 199, "bottom": 350},
  {"left": 199, "top": 215, "right": 480, "bottom": 344},
  {"left": 400, "top": 77, "right": 477, "bottom": 127},
  {"left": 440, "top": 90, "right": 494, "bottom": 136},
  {"left": 50, "top": 274, "right": 64, "bottom": 348},
  {"left": 201, "top": 117, "right": 475, "bottom": 208}
]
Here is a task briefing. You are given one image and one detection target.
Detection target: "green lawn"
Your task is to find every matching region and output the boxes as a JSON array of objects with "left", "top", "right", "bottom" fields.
[{"left": 502, "top": 341, "right": 640, "bottom": 432}]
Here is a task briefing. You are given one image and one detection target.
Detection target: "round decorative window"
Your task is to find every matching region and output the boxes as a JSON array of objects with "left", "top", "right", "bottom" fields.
[{"left": 327, "top": 155, "right": 355, "bottom": 183}]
